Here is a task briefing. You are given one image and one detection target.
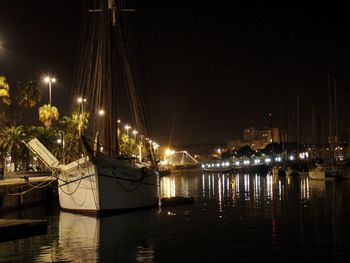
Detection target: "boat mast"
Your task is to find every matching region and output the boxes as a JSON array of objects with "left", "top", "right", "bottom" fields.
[
  {"left": 114, "top": 2, "right": 157, "bottom": 166},
  {"left": 108, "top": 0, "right": 119, "bottom": 155},
  {"left": 328, "top": 73, "right": 334, "bottom": 167}
]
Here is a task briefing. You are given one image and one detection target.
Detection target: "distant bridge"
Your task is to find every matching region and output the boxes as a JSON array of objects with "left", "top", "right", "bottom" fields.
[{"left": 161, "top": 151, "right": 199, "bottom": 169}]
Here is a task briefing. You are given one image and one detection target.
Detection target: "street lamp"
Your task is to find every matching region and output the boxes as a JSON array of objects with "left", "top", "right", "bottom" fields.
[
  {"left": 77, "top": 97, "right": 87, "bottom": 105},
  {"left": 132, "top": 130, "right": 138, "bottom": 139},
  {"left": 268, "top": 112, "right": 274, "bottom": 156},
  {"left": 124, "top": 125, "right": 131, "bottom": 136},
  {"left": 77, "top": 97, "right": 87, "bottom": 113},
  {"left": 44, "top": 76, "right": 56, "bottom": 105},
  {"left": 77, "top": 97, "right": 87, "bottom": 136}
]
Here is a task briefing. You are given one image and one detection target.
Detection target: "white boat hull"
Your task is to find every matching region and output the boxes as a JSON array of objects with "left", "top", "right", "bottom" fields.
[
  {"left": 58, "top": 156, "right": 159, "bottom": 214},
  {"left": 24, "top": 138, "right": 159, "bottom": 215}
]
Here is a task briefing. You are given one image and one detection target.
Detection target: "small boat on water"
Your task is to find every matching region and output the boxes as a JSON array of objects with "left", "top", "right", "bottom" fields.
[{"left": 309, "top": 165, "right": 326, "bottom": 180}]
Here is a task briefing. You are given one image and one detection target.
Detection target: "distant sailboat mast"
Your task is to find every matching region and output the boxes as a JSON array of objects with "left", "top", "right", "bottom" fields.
[
  {"left": 328, "top": 73, "right": 339, "bottom": 164},
  {"left": 334, "top": 78, "right": 338, "bottom": 144}
]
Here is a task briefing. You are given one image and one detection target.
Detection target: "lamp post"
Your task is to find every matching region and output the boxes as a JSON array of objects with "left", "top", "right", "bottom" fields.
[
  {"left": 117, "top": 120, "right": 121, "bottom": 137},
  {"left": 124, "top": 125, "right": 131, "bottom": 136},
  {"left": 132, "top": 130, "right": 138, "bottom": 140},
  {"left": 77, "top": 97, "right": 87, "bottom": 136},
  {"left": 77, "top": 97, "right": 87, "bottom": 111},
  {"left": 44, "top": 76, "right": 56, "bottom": 105},
  {"left": 269, "top": 113, "right": 274, "bottom": 156},
  {"left": 94, "top": 109, "right": 105, "bottom": 152}
]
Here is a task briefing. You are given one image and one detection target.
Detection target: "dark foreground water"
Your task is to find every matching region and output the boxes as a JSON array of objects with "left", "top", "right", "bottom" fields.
[{"left": 1, "top": 172, "right": 350, "bottom": 262}]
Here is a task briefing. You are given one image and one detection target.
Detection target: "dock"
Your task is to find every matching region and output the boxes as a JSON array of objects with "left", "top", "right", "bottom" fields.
[
  {"left": 0, "top": 174, "right": 58, "bottom": 214},
  {"left": 0, "top": 219, "right": 48, "bottom": 242}
]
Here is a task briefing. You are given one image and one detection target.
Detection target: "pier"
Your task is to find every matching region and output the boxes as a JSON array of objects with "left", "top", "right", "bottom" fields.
[
  {"left": 0, "top": 174, "right": 55, "bottom": 242},
  {"left": 0, "top": 174, "right": 57, "bottom": 214}
]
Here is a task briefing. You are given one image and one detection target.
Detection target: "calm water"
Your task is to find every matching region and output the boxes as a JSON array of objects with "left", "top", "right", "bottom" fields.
[{"left": 1, "top": 172, "right": 350, "bottom": 262}]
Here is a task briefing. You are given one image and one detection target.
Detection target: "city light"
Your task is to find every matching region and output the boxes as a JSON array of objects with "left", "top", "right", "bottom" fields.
[
  {"left": 43, "top": 76, "right": 56, "bottom": 105},
  {"left": 124, "top": 125, "right": 131, "bottom": 136},
  {"left": 77, "top": 97, "right": 86, "bottom": 104}
]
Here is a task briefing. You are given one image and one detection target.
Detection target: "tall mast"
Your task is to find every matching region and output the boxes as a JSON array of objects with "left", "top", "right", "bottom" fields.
[
  {"left": 328, "top": 73, "right": 333, "bottom": 139},
  {"left": 334, "top": 78, "right": 338, "bottom": 143},
  {"left": 328, "top": 73, "right": 334, "bottom": 166},
  {"left": 113, "top": 0, "right": 157, "bottom": 166},
  {"left": 312, "top": 104, "right": 316, "bottom": 158},
  {"left": 296, "top": 94, "right": 300, "bottom": 154},
  {"left": 108, "top": 0, "right": 119, "bottom": 154}
]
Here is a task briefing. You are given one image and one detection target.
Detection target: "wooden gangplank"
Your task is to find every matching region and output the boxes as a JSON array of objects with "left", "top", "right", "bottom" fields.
[{"left": 0, "top": 219, "right": 47, "bottom": 243}]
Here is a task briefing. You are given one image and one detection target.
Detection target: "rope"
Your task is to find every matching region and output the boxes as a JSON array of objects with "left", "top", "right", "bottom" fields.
[{"left": 7, "top": 174, "right": 57, "bottom": 196}]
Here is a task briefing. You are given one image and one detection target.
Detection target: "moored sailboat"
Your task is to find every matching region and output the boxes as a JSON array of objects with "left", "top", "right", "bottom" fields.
[{"left": 24, "top": 0, "right": 159, "bottom": 215}]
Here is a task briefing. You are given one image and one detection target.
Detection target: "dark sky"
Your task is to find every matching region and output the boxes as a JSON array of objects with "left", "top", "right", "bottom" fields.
[{"left": 1, "top": 1, "right": 350, "bottom": 147}]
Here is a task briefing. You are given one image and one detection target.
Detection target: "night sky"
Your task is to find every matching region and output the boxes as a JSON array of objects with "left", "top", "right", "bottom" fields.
[{"left": 1, "top": 1, "right": 350, "bottom": 147}]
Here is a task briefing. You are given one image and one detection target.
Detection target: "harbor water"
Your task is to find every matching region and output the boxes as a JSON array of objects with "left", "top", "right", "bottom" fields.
[{"left": 1, "top": 172, "right": 350, "bottom": 262}]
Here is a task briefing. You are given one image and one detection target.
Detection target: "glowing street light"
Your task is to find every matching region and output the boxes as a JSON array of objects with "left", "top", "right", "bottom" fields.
[
  {"left": 77, "top": 97, "right": 87, "bottom": 112},
  {"left": 44, "top": 76, "right": 56, "bottom": 105},
  {"left": 132, "top": 130, "right": 138, "bottom": 138},
  {"left": 77, "top": 97, "right": 87, "bottom": 104},
  {"left": 124, "top": 125, "right": 131, "bottom": 136}
]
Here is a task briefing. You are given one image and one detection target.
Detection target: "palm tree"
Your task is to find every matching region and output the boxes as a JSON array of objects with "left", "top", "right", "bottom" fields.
[
  {"left": 39, "top": 104, "right": 59, "bottom": 128},
  {"left": 56, "top": 116, "right": 77, "bottom": 162},
  {"left": 0, "top": 125, "right": 27, "bottom": 170},
  {"left": 71, "top": 110, "right": 89, "bottom": 136},
  {"left": 14, "top": 77, "right": 41, "bottom": 126},
  {"left": 0, "top": 76, "right": 11, "bottom": 106},
  {"left": 119, "top": 133, "right": 133, "bottom": 156},
  {"left": 17, "top": 76, "right": 40, "bottom": 108},
  {"left": 0, "top": 76, "right": 11, "bottom": 125},
  {"left": 28, "top": 126, "right": 58, "bottom": 150}
]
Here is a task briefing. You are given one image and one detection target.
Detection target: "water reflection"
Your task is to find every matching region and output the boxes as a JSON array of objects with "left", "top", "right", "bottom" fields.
[
  {"left": 56, "top": 211, "right": 156, "bottom": 263},
  {"left": 198, "top": 173, "right": 326, "bottom": 209},
  {"left": 2, "top": 172, "right": 350, "bottom": 262},
  {"left": 35, "top": 212, "right": 99, "bottom": 262},
  {"left": 159, "top": 172, "right": 328, "bottom": 217}
]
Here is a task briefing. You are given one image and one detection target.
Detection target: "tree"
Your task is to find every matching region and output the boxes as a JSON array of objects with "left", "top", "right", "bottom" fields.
[
  {"left": 260, "top": 143, "right": 282, "bottom": 155},
  {"left": 71, "top": 110, "right": 89, "bottom": 136},
  {"left": 39, "top": 104, "right": 59, "bottom": 128},
  {"left": 236, "top": 145, "right": 255, "bottom": 158},
  {"left": 221, "top": 150, "right": 233, "bottom": 160},
  {"left": 0, "top": 76, "right": 11, "bottom": 105},
  {"left": 27, "top": 126, "right": 58, "bottom": 150},
  {"left": 0, "top": 125, "right": 27, "bottom": 170},
  {"left": 0, "top": 76, "right": 11, "bottom": 125},
  {"left": 119, "top": 133, "right": 133, "bottom": 156},
  {"left": 57, "top": 116, "right": 81, "bottom": 162},
  {"left": 16, "top": 76, "right": 40, "bottom": 108}
]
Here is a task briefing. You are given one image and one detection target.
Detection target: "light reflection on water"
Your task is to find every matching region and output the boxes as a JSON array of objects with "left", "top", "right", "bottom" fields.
[{"left": 0, "top": 172, "right": 349, "bottom": 262}]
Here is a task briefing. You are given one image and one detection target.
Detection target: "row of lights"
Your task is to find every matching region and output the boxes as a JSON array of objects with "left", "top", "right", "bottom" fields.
[{"left": 202, "top": 155, "right": 298, "bottom": 168}]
